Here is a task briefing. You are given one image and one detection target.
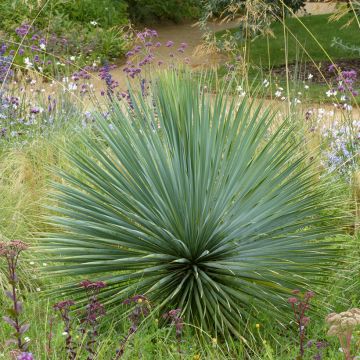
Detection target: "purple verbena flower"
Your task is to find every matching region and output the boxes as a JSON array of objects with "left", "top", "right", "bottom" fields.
[{"left": 17, "top": 352, "right": 34, "bottom": 360}]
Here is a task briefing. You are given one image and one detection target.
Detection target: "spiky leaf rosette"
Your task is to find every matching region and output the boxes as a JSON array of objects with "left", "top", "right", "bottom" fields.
[{"left": 41, "top": 72, "right": 339, "bottom": 336}]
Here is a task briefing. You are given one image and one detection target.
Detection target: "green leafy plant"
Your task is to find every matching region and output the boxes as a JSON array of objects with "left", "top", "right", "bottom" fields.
[
  {"left": 40, "top": 71, "right": 341, "bottom": 337},
  {"left": 125, "top": 0, "right": 201, "bottom": 23}
]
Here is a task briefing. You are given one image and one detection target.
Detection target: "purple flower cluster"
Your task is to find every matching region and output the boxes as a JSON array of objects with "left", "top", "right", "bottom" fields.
[
  {"left": 123, "top": 28, "right": 188, "bottom": 79},
  {"left": 306, "top": 340, "right": 328, "bottom": 360},
  {"left": 53, "top": 280, "right": 107, "bottom": 359},
  {"left": 115, "top": 295, "right": 150, "bottom": 358},
  {"left": 17, "top": 352, "right": 34, "bottom": 360},
  {"left": 0, "top": 44, "right": 14, "bottom": 82},
  {"left": 0, "top": 91, "right": 47, "bottom": 141},
  {"left": 15, "top": 24, "right": 32, "bottom": 37},
  {"left": 79, "top": 280, "right": 106, "bottom": 359},
  {"left": 288, "top": 290, "right": 315, "bottom": 359},
  {"left": 162, "top": 308, "right": 184, "bottom": 354},
  {"left": 328, "top": 65, "right": 359, "bottom": 98},
  {"left": 321, "top": 119, "right": 360, "bottom": 179},
  {"left": 99, "top": 63, "right": 118, "bottom": 98},
  {"left": 0, "top": 241, "right": 30, "bottom": 353},
  {"left": 53, "top": 300, "right": 77, "bottom": 359}
]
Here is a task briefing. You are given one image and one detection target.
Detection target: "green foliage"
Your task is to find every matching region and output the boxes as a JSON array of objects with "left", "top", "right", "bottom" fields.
[
  {"left": 245, "top": 13, "right": 360, "bottom": 67},
  {"left": 0, "top": 0, "right": 130, "bottom": 74},
  {"left": 58, "top": 0, "right": 128, "bottom": 28},
  {"left": 125, "top": 0, "right": 201, "bottom": 23},
  {"left": 41, "top": 72, "right": 342, "bottom": 337},
  {"left": 0, "top": 0, "right": 128, "bottom": 31},
  {"left": 202, "top": 0, "right": 305, "bottom": 19}
]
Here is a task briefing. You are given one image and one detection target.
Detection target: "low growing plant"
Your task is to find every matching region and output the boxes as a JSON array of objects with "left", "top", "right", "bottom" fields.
[
  {"left": 326, "top": 308, "right": 360, "bottom": 360},
  {"left": 0, "top": 240, "right": 30, "bottom": 357},
  {"left": 288, "top": 290, "right": 315, "bottom": 359},
  {"left": 115, "top": 295, "right": 150, "bottom": 358}
]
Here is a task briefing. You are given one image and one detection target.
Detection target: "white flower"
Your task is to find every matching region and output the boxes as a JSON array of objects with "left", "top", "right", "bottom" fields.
[
  {"left": 308, "top": 74, "right": 313, "bottom": 80},
  {"left": 38, "top": 66, "right": 43, "bottom": 73},
  {"left": 39, "top": 43, "right": 46, "bottom": 50},
  {"left": 42, "top": 263, "right": 47, "bottom": 266},
  {"left": 343, "top": 104, "right": 352, "bottom": 111},
  {"left": 236, "top": 85, "right": 246, "bottom": 97},
  {"left": 304, "top": 85, "right": 309, "bottom": 90},
  {"left": 62, "top": 332, "right": 68, "bottom": 336},
  {"left": 90, "top": 21, "right": 98, "bottom": 26},
  {"left": 24, "top": 337, "right": 30, "bottom": 342},
  {"left": 29, "top": 261, "right": 35, "bottom": 265},
  {"left": 340, "top": 95, "right": 346, "bottom": 102},
  {"left": 36, "top": 288, "right": 41, "bottom": 292},
  {"left": 24, "top": 57, "right": 33, "bottom": 68},
  {"left": 326, "top": 89, "right": 337, "bottom": 97},
  {"left": 68, "top": 82, "right": 77, "bottom": 91},
  {"left": 30, "top": 79, "right": 36, "bottom": 85},
  {"left": 70, "top": 56, "right": 76, "bottom": 61},
  {"left": 275, "top": 90, "right": 282, "bottom": 98},
  {"left": 263, "top": 79, "right": 270, "bottom": 88}
]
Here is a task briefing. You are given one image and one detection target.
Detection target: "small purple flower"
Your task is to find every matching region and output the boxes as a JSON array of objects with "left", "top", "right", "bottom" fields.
[
  {"left": 328, "top": 64, "right": 336, "bottom": 73},
  {"left": 165, "top": 40, "right": 174, "bottom": 48},
  {"left": 79, "top": 280, "right": 106, "bottom": 290},
  {"left": 17, "top": 353, "right": 34, "bottom": 360}
]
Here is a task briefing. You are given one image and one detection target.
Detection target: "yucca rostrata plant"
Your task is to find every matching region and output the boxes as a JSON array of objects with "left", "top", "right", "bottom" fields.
[{"left": 40, "top": 71, "right": 341, "bottom": 337}]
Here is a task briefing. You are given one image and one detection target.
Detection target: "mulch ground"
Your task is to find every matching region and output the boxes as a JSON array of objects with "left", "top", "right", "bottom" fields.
[{"left": 270, "top": 58, "right": 360, "bottom": 84}]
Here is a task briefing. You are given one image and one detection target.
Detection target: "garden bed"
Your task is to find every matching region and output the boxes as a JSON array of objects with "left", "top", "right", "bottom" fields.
[{"left": 271, "top": 58, "right": 360, "bottom": 83}]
